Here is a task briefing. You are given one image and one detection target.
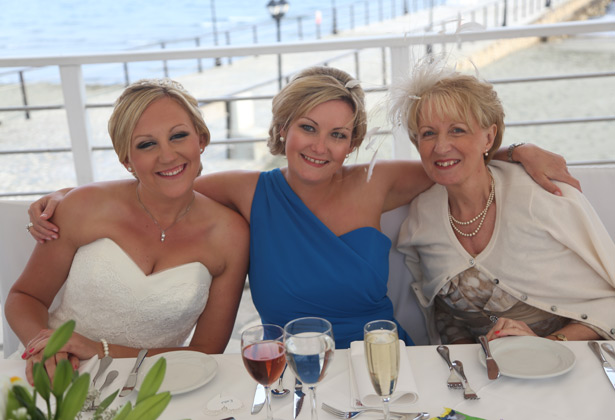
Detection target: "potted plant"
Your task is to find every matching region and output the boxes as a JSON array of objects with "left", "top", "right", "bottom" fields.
[{"left": 3, "top": 320, "right": 171, "bottom": 420}]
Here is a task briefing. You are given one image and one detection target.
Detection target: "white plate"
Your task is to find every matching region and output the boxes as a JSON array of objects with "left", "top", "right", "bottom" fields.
[
  {"left": 136, "top": 350, "right": 218, "bottom": 395},
  {"left": 477, "top": 336, "right": 575, "bottom": 379}
]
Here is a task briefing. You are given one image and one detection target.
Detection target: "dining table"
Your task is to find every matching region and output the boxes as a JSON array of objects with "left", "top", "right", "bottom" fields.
[{"left": 2, "top": 339, "right": 613, "bottom": 420}]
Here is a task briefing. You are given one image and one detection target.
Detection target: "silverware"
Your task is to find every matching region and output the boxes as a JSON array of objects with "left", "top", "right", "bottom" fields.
[
  {"left": 478, "top": 335, "right": 500, "bottom": 380},
  {"left": 251, "top": 383, "right": 266, "bottom": 414},
  {"left": 436, "top": 345, "right": 462, "bottom": 388},
  {"left": 293, "top": 377, "right": 305, "bottom": 419},
  {"left": 601, "top": 343, "right": 615, "bottom": 360},
  {"left": 321, "top": 402, "right": 429, "bottom": 419},
  {"left": 91, "top": 355, "right": 113, "bottom": 387},
  {"left": 271, "top": 363, "right": 290, "bottom": 397},
  {"left": 589, "top": 341, "right": 615, "bottom": 391},
  {"left": 452, "top": 360, "right": 479, "bottom": 400},
  {"left": 88, "top": 369, "right": 119, "bottom": 411},
  {"left": 118, "top": 349, "right": 148, "bottom": 397}
]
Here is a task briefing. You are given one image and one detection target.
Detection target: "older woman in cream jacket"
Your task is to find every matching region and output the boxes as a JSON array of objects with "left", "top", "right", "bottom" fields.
[{"left": 392, "top": 58, "right": 615, "bottom": 344}]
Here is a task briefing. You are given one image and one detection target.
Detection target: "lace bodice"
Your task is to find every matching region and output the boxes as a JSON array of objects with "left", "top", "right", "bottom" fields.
[{"left": 49, "top": 238, "right": 212, "bottom": 349}]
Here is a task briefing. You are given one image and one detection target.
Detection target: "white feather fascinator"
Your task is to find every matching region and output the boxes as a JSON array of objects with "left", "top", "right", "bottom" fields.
[{"left": 388, "top": 56, "right": 459, "bottom": 141}]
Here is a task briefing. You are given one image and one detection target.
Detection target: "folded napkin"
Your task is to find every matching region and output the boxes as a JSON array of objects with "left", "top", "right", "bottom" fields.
[{"left": 349, "top": 340, "right": 419, "bottom": 408}]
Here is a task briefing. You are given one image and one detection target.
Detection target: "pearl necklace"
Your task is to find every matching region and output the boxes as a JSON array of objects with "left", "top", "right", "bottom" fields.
[
  {"left": 136, "top": 185, "right": 195, "bottom": 242},
  {"left": 448, "top": 175, "right": 495, "bottom": 238}
]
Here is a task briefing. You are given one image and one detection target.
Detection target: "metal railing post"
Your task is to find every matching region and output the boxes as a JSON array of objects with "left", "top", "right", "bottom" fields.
[
  {"left": 297, "top": 17, "right": 304, "bottom": 40},
  {"left": 59, "top": 65, "right": 94, "bottom": 185},
  {"left": 18, "top": 71, "right": 30, "bottom": 120},
  {"left": 161, "top": 42, "right": 169, "bottom": 78},
  {"left": 195, "top": 38, "right": 203, "bottom": 72},
  {"left": 123, "top": 63, "right": 130, "bottom": 86}
]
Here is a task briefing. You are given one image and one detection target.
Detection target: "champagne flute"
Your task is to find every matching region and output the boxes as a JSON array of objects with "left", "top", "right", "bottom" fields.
[
  {"left": 241, "top": 324, "right": 286, "bottom": 420},
  {"left": 284, "top": 317, "right": 335, "bottom": 420},
  {"left": 364, "top": 320, "right": 400, "bottom": 420}
]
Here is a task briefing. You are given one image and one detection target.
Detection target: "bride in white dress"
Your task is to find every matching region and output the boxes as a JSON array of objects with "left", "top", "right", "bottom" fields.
[{"left": 5, "top": 79, "right": 249, "bottom": 384}]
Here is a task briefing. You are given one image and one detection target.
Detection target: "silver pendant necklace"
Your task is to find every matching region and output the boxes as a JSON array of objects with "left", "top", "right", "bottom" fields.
[{"left": 136, "top": 185, "right": 195, "bottom": 242}]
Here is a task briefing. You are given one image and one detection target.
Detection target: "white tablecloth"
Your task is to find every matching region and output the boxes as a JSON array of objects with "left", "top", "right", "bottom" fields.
[{"left": 2, "top": 341, "right": 613, "bottom": 420}]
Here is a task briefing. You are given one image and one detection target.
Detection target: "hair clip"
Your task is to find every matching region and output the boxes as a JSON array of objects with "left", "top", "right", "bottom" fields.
[
  {"left": 345, "top": 79, "right": 361, "bottom": 89},
  {"left": 408, "top": 95, "right": 421, "bottom": 100},
  {"left": 137, "top": 78, "right": 187, "bottom": 93}
]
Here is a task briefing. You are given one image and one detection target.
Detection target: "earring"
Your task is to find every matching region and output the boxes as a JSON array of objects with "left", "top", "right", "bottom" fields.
[
  {"left": 484, "top": 150, "right": 489, "bottom": 157},
  {"left": 127, "top": 166, "right": 133, "bottom": 172},
  {"left": 200, "top": 148, "right": 204, "bottom": 153},
  {"left": 280, "top": 136, "right": 285, "bottom": 142}
]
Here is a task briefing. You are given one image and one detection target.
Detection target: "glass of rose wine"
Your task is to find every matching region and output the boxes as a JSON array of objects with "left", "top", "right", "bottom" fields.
[
  {"left": 364, "top": 320, "right": 400, "bottom": 420},
  {"left": 284, "top": 317, "right": 335, "bottom": 420},
  {"left": 241, "top": 324, "right": 286, "bottom": 420}
]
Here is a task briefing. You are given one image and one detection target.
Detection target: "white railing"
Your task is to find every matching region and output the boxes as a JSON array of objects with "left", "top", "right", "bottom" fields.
[{"left": 0, "top": 19, "right": 614, "bottom": 193}]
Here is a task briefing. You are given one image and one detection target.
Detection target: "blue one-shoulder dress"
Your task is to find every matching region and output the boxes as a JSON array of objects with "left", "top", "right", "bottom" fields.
[{"left": 249, "top": 169, "right": 413, "bottom": 349}]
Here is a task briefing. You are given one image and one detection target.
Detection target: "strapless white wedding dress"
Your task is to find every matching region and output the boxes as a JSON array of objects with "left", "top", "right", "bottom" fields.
[{"left": 48, "top": 238, "right": 212, "bottom": 349}]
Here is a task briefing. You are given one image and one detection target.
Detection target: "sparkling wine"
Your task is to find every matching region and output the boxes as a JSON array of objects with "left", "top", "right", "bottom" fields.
[
  {"left": 286, "top": 333, "right": 335, "bottom": 385},
  {"left": 365, "top": 330, "right": 399, "bottom": 397},
  {"left": 242, "top": 341, "right": 286, "bottom": 386}
]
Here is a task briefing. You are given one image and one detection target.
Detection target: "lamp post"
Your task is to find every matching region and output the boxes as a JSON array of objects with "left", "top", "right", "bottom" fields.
[
  {"left": 210, "top": 0, "right": 221, "bottom": 66},
  {"left": 267, "top": 0, "right": 290, "bottom": 90}
]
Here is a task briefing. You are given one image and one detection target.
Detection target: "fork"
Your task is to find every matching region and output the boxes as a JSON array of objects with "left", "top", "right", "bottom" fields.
[
  {"left": 436, "top": 345, "right": 462, "bottom": 389},
  {"left": 451, "top": 361, "right": 479, "bottom": 400},
  {"left": 321, "top": 403, "right": 429, "bottom": 420}
]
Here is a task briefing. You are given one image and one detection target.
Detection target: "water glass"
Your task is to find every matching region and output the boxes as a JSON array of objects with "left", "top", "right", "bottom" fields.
[
  {"left": 364, "top": 320, "right": 399, "bottom": 420},
  {"left": 284, "top": 317, "right": 335, "bottom": 420},
  {"left": 241, "top": 324, "right": 286, "bottom": 420}
]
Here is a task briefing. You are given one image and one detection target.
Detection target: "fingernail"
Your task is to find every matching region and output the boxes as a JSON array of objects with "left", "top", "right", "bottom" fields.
[
  {"left": 21, "top": 352, "right": 27, "bottom": 359},
  {"left": 554, "top": 191, "right": 562, "bottom": 196},
  {"left": 495, "top": 330, "right": 501, "bottom": 335},
  {"left": 29, "top": 348, "right": 34, "bottom": 353},
  {"left": 52, "top": 234, "right": 58, "bottom": 239},
  {"left": 41, "top": 213, "right": 47, "bottom": 218}
]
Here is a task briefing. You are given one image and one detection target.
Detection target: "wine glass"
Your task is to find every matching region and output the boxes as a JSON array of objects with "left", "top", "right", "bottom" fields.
[
  {"left": 364, "top": 320, "right": 400, "bottom": 420},
  {"left": 284, "top": 317, "right": 335, "bottom": 420},
  {"left": 241, "top": 324, "right": 286, "bottom": 420}
]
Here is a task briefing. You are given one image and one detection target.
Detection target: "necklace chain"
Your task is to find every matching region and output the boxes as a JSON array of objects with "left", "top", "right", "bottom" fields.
[
  {"left": 448, "top": 175, "right": 495, "bottom": 238},
  {"left": 136, "top": 185, "right": 195, "bottom": 242}
]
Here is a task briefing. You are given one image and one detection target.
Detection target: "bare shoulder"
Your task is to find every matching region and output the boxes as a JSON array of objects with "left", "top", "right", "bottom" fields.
[
  {"left": 194, "top": 170, "right": 261, "bottom": 214},
  {"left": 58, "top": 180, "right": 130, "bottom": 217},
  {"left": 196, "top": 193, "right": 249, "bottom": 241}
]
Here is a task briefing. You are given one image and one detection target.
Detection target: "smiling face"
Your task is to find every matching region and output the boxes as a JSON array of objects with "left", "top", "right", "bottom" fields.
[
  {"left": 417, "top": 100, "right": 496, "bottom": 188},
  {"left": 282, "top": 99, "right": 354, "bottom": 185},
  {"left": 125, "top": 96, "right": 206, "bottom": 198}
]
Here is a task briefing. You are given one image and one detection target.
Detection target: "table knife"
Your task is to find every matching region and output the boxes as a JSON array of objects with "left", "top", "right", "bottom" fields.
[
  {"left": 91, "top": 355, "right": 113, "bottom": 387},
  {"left": 118, "top": 349, "right": 148, "bottom": 397},
  {"left": 251, "top": 383, "right": 266, "bottom": 414},
  {"left": 293, "top": 378, "right": 305, "bottom": 419},
  {"left": 589, "top": 341, "right": 615, "bottom": 391},
  {"left": 478, "top": 335, "right": 500, "bottom": 380}
]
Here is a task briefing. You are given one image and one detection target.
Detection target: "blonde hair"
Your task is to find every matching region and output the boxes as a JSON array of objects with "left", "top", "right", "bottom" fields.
[
  {"left": 108, "top": 78, "right": 211, "bottom": 165},
  {"left": 267, "top": 66, "right": 367, "bottom": 155},
  {"left": 389, "top": 57, "right": 504, "bottom": 163}
]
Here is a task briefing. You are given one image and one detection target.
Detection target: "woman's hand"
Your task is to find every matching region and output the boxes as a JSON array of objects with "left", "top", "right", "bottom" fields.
[
  {"left": 485, "top": 317, "right": 538, "bottom": 340},
  {"left": 28, "top": 188, "right": 72, "bottom": 243},
  {"left": 24, "top": 329, "right": 100, "bottom": 361},
  {"left": 24, "top": 349, "right": 79, "bottom": 385},
  {"left": 513, "top": 144, "right": 581, "bottom": 196}
]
